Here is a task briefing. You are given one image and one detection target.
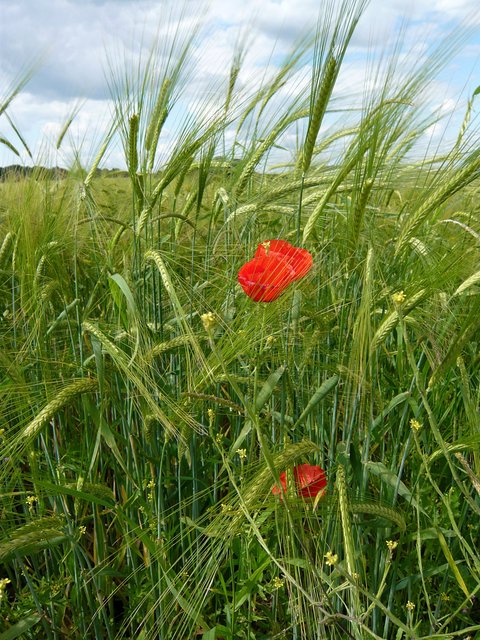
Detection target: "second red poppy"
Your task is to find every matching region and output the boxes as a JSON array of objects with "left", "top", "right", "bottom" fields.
[{"left": 272, "top": 463, "right": 327, "bottom": 499}]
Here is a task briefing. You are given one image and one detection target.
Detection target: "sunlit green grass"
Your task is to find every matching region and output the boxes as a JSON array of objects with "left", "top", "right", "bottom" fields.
[{"left": 1, "top": 1, "right": 480, "bottom": 638}]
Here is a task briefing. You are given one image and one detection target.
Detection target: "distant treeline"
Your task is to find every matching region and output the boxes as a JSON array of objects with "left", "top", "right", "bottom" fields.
[
  {"left": 0, "top": 165, "right": 129, "bottom": 181},
  {"left": 0, "top": 158, "right": 243, "bottom": 182}
]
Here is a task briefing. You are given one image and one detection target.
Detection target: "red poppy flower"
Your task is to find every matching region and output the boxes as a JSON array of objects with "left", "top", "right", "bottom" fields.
[
  {"left": 272, "top": 463, "right": 327, "bottom": 499},
  {"left": 238, "top": 240, "right": 312, "bottom": 302}
]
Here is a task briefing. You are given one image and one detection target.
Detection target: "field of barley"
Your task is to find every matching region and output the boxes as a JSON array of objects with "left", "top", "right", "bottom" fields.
[{"left": 1, "top": 2, "right": 480, "bottom": 639}]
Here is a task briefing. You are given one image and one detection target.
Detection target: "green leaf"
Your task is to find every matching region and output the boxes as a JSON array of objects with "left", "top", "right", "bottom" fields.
[
  {"left": 365, "top": 461, "right": 425, "bottom": 514},
  {"left": 0, "top": 614, "right": 41, "bottom": 640},
  {"left": 255, "top": 365, "right": 286, "bottom": 411},
  {"left": 292, "top": 374, "right": 339, "bottom": 428},
  {"left": 436, "top": 527, "right": 471, "bottom": 600},
  {"left": 108, "top": 273, "right": 138, "bottom": 328},
  {"left": 36, "top": 480, "right": 115, "bottom": 507},
  {"left": 371, "top": 391, "right": 410, "bottom": 431}
]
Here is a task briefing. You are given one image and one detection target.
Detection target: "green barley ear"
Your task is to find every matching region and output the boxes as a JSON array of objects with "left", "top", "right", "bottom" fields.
[
  {"left": 235, "top": 109, "right": 305, "bottom": 198},
  {"left": 350, "top": 502, "right": 406, "bottom": 531},
  {"left": 453, "top": 85, "right": 480, "bottom": 154},
  {"left": 22, "top": 378, "right": 98, "bottom": 441},
  {"left": 84, "top": 134, "right": 113, "bottom": 188},
  {"left": 145, "top": 78, "right": 170, "bottom": 172},
  {"left": 395, "top": 151, "right": 480, "bottom": 254},
  {"left": 0, "top": 231, "right": 14, "bottom": 268},
  {"left": 225, "top": 41, "right": 246, "bottom": 116},
  {"left": 298, "top": 54, "right": 337, "bottom": 175},
  {"left": 128, "top": 113, "right": 139, "bottom": 176},
  {"left": 0, "top": 516, "right": 67, "bottom": 562}
]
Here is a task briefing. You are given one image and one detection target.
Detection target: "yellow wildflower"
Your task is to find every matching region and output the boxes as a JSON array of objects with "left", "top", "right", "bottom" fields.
[
  {"left": 272, "top": 576, "right": 284, "bottom": 589},
  {"left": 201, "top": 312, "right": 216, "bottom": 332},
  {"left": 410, "top": 418, "right": 422, "bottom": 432},
  {"left": 0, "top": 578, "right": 10, "bottom": 600},
  {"left": 324, "top": 550, "right": 338, "bottom": 566},
  {"left": 261, "top": 240, "right": 271, "bottom": 255},
  {"left": 392, "top": 291, "right": 406, "bottom": 305}
]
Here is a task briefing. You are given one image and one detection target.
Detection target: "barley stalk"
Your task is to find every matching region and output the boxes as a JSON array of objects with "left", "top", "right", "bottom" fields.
[
  {"left": 350, "top": 177, "right": 374, "bottom": 253},
  {"left": 302, "top": 153, "right": 360, "bottom": 242},
  {"left": 336, "top": 464, "right": 356, "bottom": 577}
]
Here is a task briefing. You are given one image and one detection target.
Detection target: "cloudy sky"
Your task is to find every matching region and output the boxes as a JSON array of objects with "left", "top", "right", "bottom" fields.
[{"left": 1, "top": 0, "right": 480, "bottom": 169}]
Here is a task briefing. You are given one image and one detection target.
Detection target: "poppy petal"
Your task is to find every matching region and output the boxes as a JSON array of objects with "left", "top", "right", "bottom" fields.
[
  {"left": 271, "top": 470, "right": 287, "bottom": 495},
  {"left": 238, "top": 255, "right": 295, "bottom": 302},
  {"left": 294, "top": 463, "right": 327, "bottom": 498},
  {"left": 255, "top": 240, "right": 312, "bottom": 280}
]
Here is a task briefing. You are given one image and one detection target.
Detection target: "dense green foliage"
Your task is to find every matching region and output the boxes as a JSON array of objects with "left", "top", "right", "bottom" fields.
[{"left": 1, "top": 2, "right": 480, "bottom": 638}]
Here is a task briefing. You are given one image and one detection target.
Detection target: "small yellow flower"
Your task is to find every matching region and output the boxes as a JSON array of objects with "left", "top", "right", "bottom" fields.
[
  {"left": 0, "top": 578, "right": 11, "bottom": 600},
  {"left": 406, "top": 601, "right": 415, "bottom": 611},
  {"left": 324, "top": 550, "right": 338, "bottom": 566},
  {"left": 386, "top": 540, "right": 398, "bottom": 552},
  {"left": 441, "top": 592, "right": 450, "bottom": 602},
  {"left": 215, "top": 432, "right": 224, "bottom": 445},
  {"left": 410, "top": 418, "right": 422, "bottom": 432},
  {"left": 272, "top": 576, "right": 284, "bottom": 589},
  {"left": 261, "top": 240, "right": 271, "bottom": 255},
  {"left": 265, "top": 335, "right": 276, "bottom": 347},
  {"left": 201, "top": 312, "right": 216, "bottom": 332},
  {"left": 26, "top": 495, "right": 38, "bottom": 513},
  {"left": 221, "top": 503, "right": 233, "bottom": 514},
  {"left": 236, "top": 448, "right": 247, "bottom": 461},
  {"left": 79, "top": 526, "right": 87, "bottom": 536},
  {"left": 392, "top": 290, "right": 406, "bottom": 305}
]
